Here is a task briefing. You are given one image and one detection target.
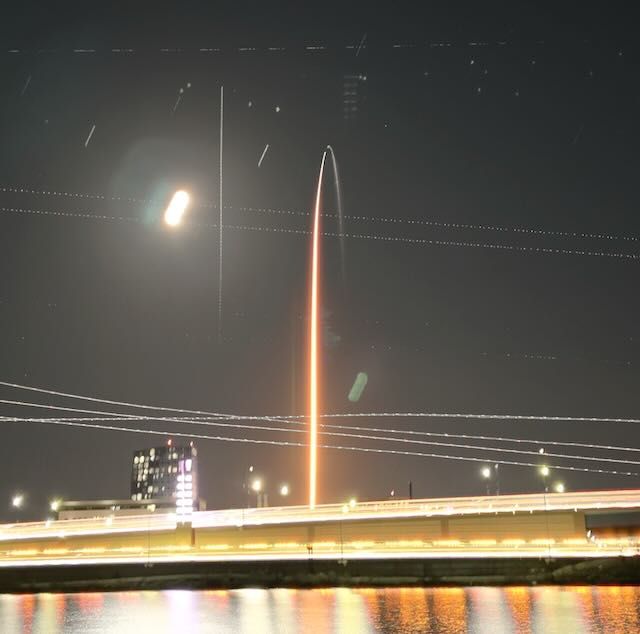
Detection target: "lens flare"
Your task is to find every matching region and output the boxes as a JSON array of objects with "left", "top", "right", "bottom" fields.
[
  {"left": 309, "top": 151, "right": 327, "bottom": 509},
  {"left": 164, "top": 190, "right": 190, "bottom": 226}
]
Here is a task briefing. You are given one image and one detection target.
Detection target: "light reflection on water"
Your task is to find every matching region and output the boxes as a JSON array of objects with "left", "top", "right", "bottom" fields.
[{"left": 2, "top": 586, "right": 640, "bottom": 633}]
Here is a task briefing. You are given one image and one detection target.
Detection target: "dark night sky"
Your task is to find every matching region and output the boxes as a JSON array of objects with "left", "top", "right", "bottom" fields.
[{"left": 1, "top": 3, "right": 640, "bottom": 520}]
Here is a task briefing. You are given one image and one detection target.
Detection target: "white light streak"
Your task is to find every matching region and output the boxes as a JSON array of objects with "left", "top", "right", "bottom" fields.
[
  {"left": 218, "top": 85, "right": 224, "bottom": 342},
  {"left": 2, "top": 196, "right": 639, "bottom": 262},
  {"left": 257, "top": 143, "right": 269, "bottom": 167},
  {"left": 164, "top": 190, "right": 190, "bottom": 226},
  {"left": 84, "top": 124, "right": 96, "bottom": 147},
  {"left": 6, "top": 411, "right": 640, "bottom": 460},
  {"left": 6, "top": 184, "right": 640, "bottom": 245},
  {"left": 19, "top": 75, "right": 31, "bottom": 97},
  {"left": 0, "top": 410, "right": 637, "bottom": 478}
]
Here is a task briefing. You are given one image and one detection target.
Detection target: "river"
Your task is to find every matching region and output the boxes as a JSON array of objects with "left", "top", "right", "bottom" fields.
[{"left": 1, "top": 586, "right": 640, "bottom": 633}]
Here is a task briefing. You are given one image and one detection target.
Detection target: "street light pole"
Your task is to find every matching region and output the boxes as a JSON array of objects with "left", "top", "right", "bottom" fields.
[
  {"left": 244, "top": 465, "right": 254, "bottom": 508},
  {"left": 481, "top": 466, "right": 491, "bottom": 496},
  {"left": 539, "top": 465, "right": 551, "bottom": 559}
]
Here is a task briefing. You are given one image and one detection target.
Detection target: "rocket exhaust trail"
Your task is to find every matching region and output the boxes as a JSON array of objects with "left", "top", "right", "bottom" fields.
[
  {"left": 326, "top": 145, "right": 346, "bottom": 290},
  {"left": 309, "top": 150, "right": 328, "bottom": 509}
]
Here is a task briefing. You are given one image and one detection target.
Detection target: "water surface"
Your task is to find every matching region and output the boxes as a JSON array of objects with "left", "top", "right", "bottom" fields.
[{"left": 2, "top": 586, "right": 640, "bottom": 633}]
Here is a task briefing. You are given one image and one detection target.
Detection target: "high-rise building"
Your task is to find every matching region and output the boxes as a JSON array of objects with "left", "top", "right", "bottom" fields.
[{"left": 131, "top": 440, "right": 198, "bottom": 519}]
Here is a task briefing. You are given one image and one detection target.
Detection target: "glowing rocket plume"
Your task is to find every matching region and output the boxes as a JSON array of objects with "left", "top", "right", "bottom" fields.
[
  {"left": 309, "top": 150, "right": 328, "bottom": 509},
  {"left": 325, "top": 145, "right": 346, "bottom": 290}
]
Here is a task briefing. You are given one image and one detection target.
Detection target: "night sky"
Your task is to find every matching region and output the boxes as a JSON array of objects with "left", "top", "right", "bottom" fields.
[{"left": 1, "top": 4, "right": 639, "bottom": 520}]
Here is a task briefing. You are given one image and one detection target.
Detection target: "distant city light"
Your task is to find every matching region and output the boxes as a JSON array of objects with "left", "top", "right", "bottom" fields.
[
  {"left": 279, "top": 484, "right": 290, "bottom": 496},
  {"left": 164, "top": 190, "right": 190, "bottom": 227},
  {"left": 481, "top": 466, "right": 491, "bottom": 479},
  {"left": 554, "top": 482, "right": 565, "bottom": 493},
  {"left": 11, "top": 494, "right": 24, "bottom": 509},
  {"left": 349, "top": 498, "right": 357, "bottom": 509},
  {"left": 50, "top": 499, "right": 62, "bottom": 512}
]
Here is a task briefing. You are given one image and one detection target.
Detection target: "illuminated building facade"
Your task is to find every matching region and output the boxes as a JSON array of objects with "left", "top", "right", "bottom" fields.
[{"left": 131, "top": 441, "right": 198, "bottom": 518}]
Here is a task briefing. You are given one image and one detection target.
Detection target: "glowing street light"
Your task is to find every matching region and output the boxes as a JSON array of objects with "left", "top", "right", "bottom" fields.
[
  {"left": 279, "top": 484, "right": 290, "bottom": 497},
  {"left": 480, "top": 466, "right": 492, "bottom": 496},
  {"left": 164, "top": 190, "right": 190, "bottom": 227},
  {"left": 50, "top": 499, "right": 62, "bottom": 512},
  {"left": 349, "top": 498, "right": 357, "bottom": 509},
  {"left": 11, "top": 494, "right": 24, "bottom": 509},
  {"left": 251, "top": 478, "right": 263, "bottom": 493},
  {"left": 554, "top": 482, "right": 565, "bottom": 494},
  {"left": 539, "top": 465, "right": 550, "bottom": 478}
]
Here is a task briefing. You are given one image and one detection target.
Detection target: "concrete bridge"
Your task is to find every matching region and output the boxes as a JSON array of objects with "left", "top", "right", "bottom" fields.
[{"left": 0, "top": 489, "right": 639, "bottom": 591}]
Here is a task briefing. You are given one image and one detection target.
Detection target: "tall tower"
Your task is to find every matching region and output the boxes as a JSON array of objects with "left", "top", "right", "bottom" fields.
[{"left": 130, "top": 440, "right": 198, "bottom": 519}]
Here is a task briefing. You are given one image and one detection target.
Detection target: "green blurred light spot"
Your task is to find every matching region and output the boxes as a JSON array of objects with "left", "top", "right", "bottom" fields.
[{"left": 348, "top": 372, "right": 368, "bottom": 402}]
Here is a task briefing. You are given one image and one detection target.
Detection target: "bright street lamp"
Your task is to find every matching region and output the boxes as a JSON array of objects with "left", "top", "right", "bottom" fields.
[
  {"left": 554, "top": 482, "right": 565, "bottom": 494},
  {"left": 251, "top": 478, "right": 263, "bottom": 493},
  {"left": 11, "top": 494, "right": 24, "bottom": 509},
  {"left": 349, "top": 498, "right": 357, "bottom": 509},
  {"left": 481, "top": 466, "right": 491, "bottom": 479},
  {"left": 50, "top": 499, "right": 62, "bottom": 512},
  {"left": 279, "top": 484, "right": 290, "bottom": 497},
  {"left": 164, "top": 190, "right": 190, "bottom": 227},
  {"left": 539, "top": 465, "right": 551, "bottom": 556}
]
